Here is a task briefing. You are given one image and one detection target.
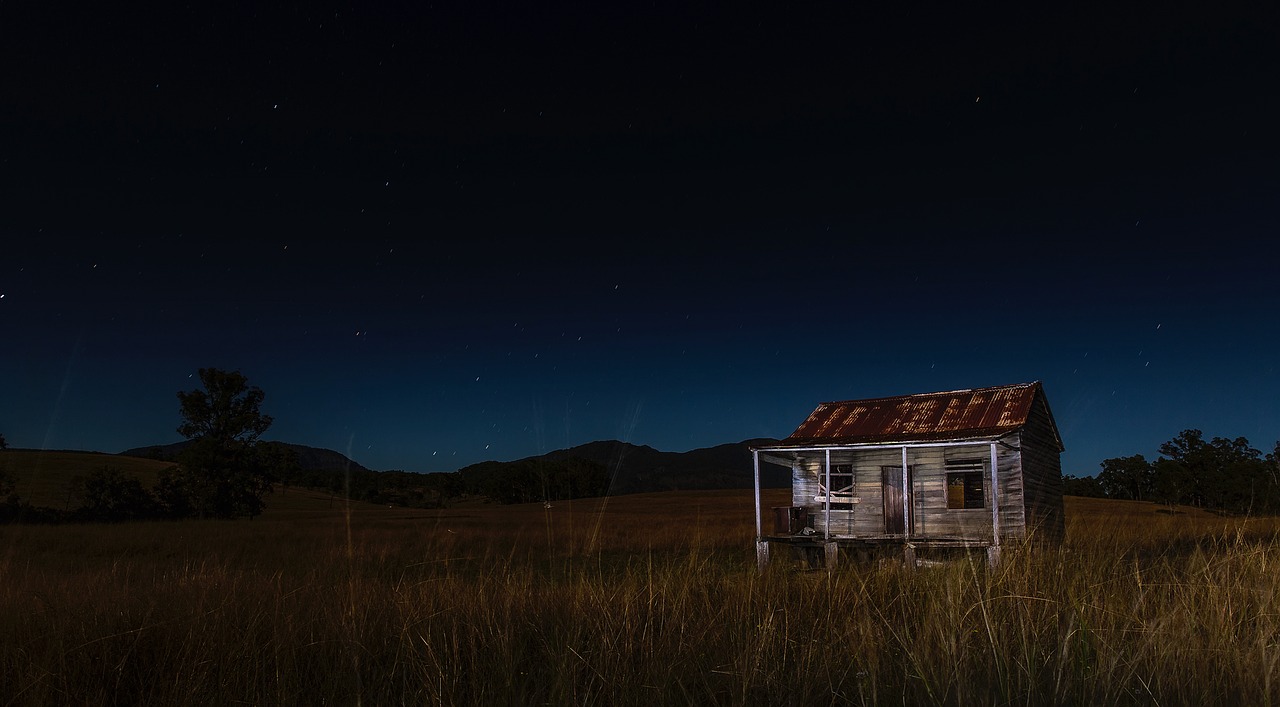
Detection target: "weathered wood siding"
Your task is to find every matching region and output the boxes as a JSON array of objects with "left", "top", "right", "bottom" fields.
[
  {"left": 795, "top": 449, "right": 905, "bottom": 537},
  {"left": 790, "top": 443, "right": 1027, "bottom": 543},
  {"left": 1018, "top": 393, "right": 1065, "bottom": 543},
  {"left": 791, "top": 460, "right": 817, "bottom": 509},
  {"left": 910, "top": 444, "right": 1022, "bottom": 541}
]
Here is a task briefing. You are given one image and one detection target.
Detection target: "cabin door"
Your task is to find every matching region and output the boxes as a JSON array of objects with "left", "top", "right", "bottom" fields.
[{"left": 881, "top": 466, "right": 912, "bottom": 534}]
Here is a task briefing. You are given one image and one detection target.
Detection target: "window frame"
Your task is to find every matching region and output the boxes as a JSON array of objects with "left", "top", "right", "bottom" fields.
[
  {"left": 945, "top": 458, "right": 986, "bottom": 510},
  {"left": 816, "top": 463, "right": 859, "bottom": 508}
]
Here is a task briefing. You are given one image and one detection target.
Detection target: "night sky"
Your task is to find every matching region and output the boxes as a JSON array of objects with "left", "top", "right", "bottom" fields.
[{"left": 3, "top": 3, "right": 1277, "bottom": 474}]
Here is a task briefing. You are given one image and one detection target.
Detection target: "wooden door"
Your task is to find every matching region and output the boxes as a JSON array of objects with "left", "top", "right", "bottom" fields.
[{"left": 882, "top": 466, "right": 911, "bottom": 534}]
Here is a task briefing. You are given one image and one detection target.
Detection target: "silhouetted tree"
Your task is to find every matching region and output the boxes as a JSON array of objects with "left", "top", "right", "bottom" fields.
[
  {"left": 257, "top": 442, "right": 300, "bottom": 494},
  {"left": 177, "top": 368, "right": 273, "bottom": 443},
  {"left": 153, "top": 466, "right": 193, "bottom": 518},
  {"left": 1061, "top": 473, "right": 1105, "bottom": 498},
  {"left": 1151, "top": 456, "right": 1196, "bottom": 509},
  {"left": 1269, "top": 442, "right": 1280, "bottom": 487},
  {"left": 0, "top": 432, "right": 7, "bottom": 450},
  {"left": 419, "top": 471, "right": 463, "bottom": 507},
  {"left": 78, "top": 466, "right": 158, "bottom": 522},
  {"left": 0, "top": 468, "right": 33, "bottom": 523},
  {"left": 0, "top": 467, "right": 16, "bottom": 502},
  {"left": 1144, "top": 429, "right": 1278, "bottom": 514},
  {"left": 173, "top": 368, "right": 276, "bottom": 519},
  {"left": 1097, "top": 454, "right": 1154, "bottom": 500}
]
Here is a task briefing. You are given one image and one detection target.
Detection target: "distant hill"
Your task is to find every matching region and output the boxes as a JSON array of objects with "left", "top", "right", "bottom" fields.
[
  {"left": 1, "top": 449, "right": 177, "bottom": 510},
  {"left": 2, "top": 439, "right": 785, "bottom": 516},
  {"left": 0, "top": 449, "right": 387, "bottom": 516},
  {"left": 112, "top": 437, "right": 791, "bottom": 502},
  {"left": 118, "top": 441, "right": 373, "bottom": 474},
  {"left": 117, "top": 439, "right": 785, "bottom": 491},
  {"left": 458, "top": 438, "right": 791, "bottom": 495}
]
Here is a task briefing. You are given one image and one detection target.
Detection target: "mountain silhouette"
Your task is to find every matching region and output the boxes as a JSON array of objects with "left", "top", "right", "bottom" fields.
[
  {"left": 118, "top": 441, "right": 373, "bottom": 474},
  {"left": 459, "top": 438, "right": 790, "bottom": 494}
]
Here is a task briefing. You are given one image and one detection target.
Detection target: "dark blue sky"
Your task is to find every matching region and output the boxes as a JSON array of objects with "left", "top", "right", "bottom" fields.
[{"left": 2, "top": 2, "right": 1277, "bottom": 473}]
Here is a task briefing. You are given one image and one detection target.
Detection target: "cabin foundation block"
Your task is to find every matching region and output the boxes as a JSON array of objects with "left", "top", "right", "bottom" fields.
[
  {"left": 986, "top": 545, "right": 1001, "bottom": 567},
  {"left": 824, "top": 542, "right": 839, "bottom": 569}
]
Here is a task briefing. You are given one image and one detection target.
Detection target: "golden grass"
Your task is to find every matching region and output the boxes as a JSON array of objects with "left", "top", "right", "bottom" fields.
[{"left": 2, "top": 487, "right": 1279, "bottom": 705}]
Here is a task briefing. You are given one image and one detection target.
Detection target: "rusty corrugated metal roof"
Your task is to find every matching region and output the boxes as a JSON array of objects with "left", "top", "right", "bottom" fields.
[{"left": 781, "top": 382, "right": 1047, "bottom": 446}]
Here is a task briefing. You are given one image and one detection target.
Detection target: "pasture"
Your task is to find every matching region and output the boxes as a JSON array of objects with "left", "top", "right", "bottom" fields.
[{"left": 2, "top": 471, "right": 1279, "bottom": 705}]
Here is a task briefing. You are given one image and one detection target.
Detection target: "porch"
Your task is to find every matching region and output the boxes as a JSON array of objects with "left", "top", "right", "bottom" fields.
[{"left": 751, "top": 438, "right": 1017, "bottom": 570}]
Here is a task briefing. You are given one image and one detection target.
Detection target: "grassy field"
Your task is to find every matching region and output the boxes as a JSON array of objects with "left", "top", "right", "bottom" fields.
[{"left": 2, "top": 457, "right": 1279, "bottom": 704}]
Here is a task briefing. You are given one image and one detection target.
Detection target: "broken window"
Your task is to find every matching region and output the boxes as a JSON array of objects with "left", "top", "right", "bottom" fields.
[
  {"left": 945, "top": 459, "right": 985, "bottom": 509},
  {"left": 817, "top": 464, "right": 858, "bottom": 509}
]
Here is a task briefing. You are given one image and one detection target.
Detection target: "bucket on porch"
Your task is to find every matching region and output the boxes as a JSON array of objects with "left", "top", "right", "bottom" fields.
[{"left": 772, "top": 506, "right": 809, "bottom": 535}]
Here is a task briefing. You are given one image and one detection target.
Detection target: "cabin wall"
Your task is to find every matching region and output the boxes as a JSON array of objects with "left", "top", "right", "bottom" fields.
[
  {"left": 1018, "top": 395, "right": 1066, "bottom": 543},
  {"left": 911, "top": 444, "right": 1023, "bottom": 540},
  {"left": 796, "top": 449, "right": 904, "bottom": 537},
  {"left": 1000, "top": 443, "right": 1027, "bottom": 538},
  {"left": 792, "top": 443, "right": 1027, "bottom": 542},
  {"left": 791, "top": 461, "right": 818, "bottom": 509}
]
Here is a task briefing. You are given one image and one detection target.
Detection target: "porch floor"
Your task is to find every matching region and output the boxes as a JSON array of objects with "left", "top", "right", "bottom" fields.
[{"left": 761, "top": 534, "right": 994, "bottom": 549}]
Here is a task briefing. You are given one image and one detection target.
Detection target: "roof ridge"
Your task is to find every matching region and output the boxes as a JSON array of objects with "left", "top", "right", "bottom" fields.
[{"left": 818, "top": 381, "right": 1038, "bottom": 406}]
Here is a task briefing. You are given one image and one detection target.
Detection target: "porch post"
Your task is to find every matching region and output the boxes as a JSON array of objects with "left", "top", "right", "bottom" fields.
[
  {"left": 752, "top": 449, "right": 762, "bottom": 539},
  {"left": 753, "top": 449, "right": 768, "bottom": 571},
  {"left": 988, "top": 442, "right": 1001, "bottom": 566},
  {"left": 823, "top": 448, "right": 831, "bottom": 540},
  {"left": 901, "top": 445, "right": 910, "bottom": 538}
]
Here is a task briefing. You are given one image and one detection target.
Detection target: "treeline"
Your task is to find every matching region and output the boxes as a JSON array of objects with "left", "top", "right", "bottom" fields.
[
  {"left": 289, "top": 467, "right": 460, "bottom": 508},
  {"left": 0, "top": 441, "right": 300, "bottom": 524},
  {"left": 1063, "top": 429, "right": 1280, "bottom": 514},
  {"left": 456, "top": 457, "right": 609, "bottom": 504},
  {"left": 0, "top": 453, "right": 609, "bottom": 524},
  {"left": 292, "top": 457, "right": 610, "bottom": 507}
]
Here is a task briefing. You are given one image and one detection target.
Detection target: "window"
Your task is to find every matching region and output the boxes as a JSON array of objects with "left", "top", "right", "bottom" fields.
[
  {"left": 946, "top": 459, "right": 985, "bottom": 509},
  {"left": 817, "top": 464, "right": 859, "bottom": 509}
]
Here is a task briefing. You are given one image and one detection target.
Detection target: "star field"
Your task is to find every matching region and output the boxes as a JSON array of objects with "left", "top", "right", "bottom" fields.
[{"left": 2, "top": 2, "right": 1277, "bottom": 473}]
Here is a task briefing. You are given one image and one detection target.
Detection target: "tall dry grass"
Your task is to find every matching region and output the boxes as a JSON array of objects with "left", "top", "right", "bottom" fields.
[{"left": 2, "top": 492, "right": 1279, "bottom": 705}]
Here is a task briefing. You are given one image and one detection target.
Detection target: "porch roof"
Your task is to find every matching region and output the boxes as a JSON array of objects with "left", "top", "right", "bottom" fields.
[{"left": 765, "top": 382, "right": 1055, "bottom": 448}]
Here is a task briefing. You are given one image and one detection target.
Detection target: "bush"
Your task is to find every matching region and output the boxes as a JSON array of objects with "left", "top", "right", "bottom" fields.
[{"left": 75, "top": 467, "right": 159, "bottom": 522}]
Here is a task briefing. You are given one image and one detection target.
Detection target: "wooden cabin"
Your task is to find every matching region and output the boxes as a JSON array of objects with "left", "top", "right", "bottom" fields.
[{"left": 751, "top": 382, "right": 1064, "bottom": 568}]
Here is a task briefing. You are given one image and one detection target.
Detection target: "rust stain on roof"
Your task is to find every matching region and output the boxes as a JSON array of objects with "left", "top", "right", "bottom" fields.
[{"left": 783, "top": 382, "right": 1043, "bottom": 445}]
